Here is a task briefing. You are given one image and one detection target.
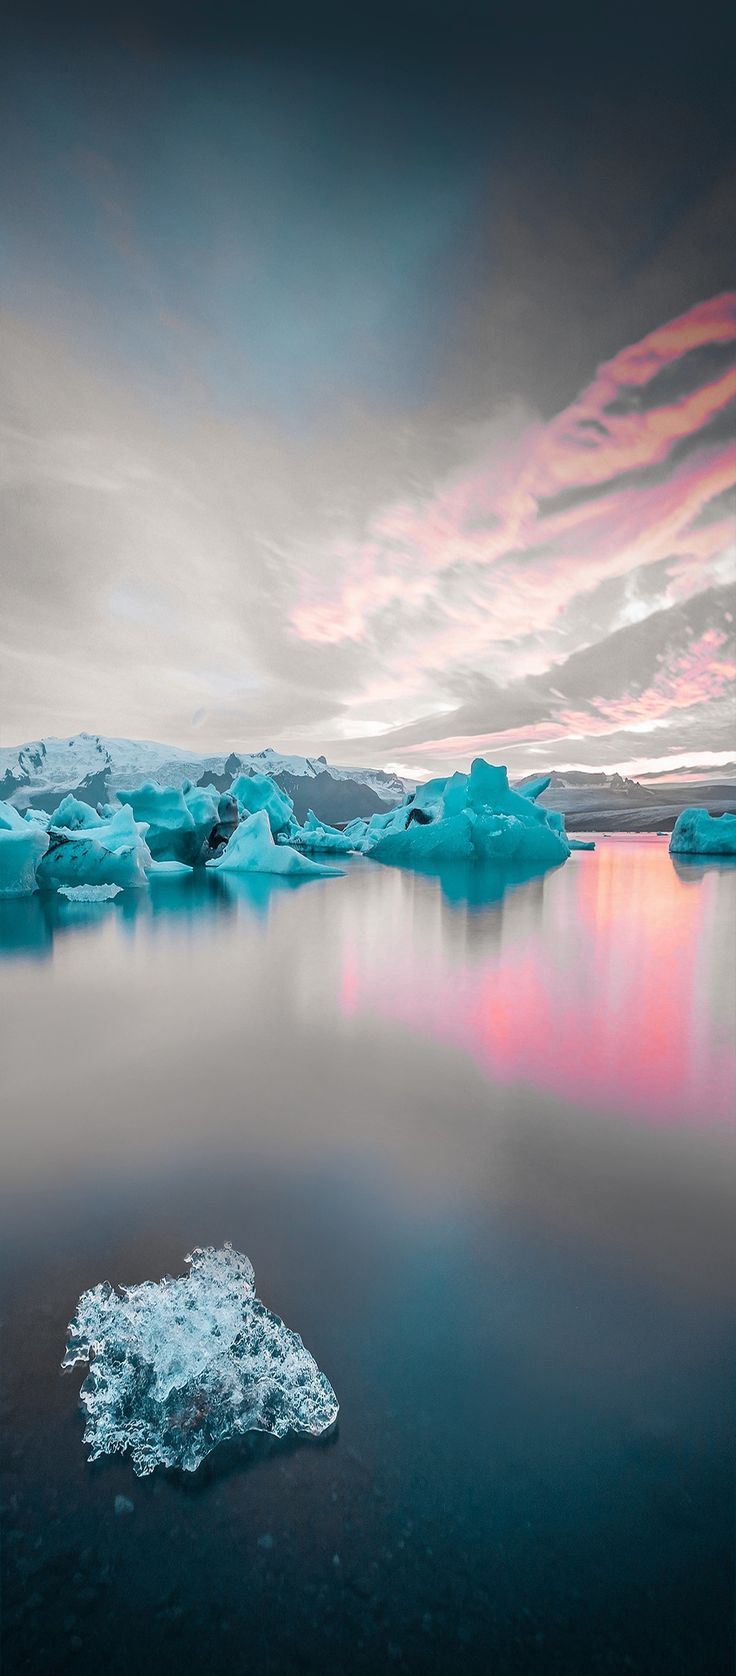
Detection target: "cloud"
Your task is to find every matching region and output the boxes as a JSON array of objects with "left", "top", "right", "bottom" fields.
[
  {"left": 290, "top": 293, "right": 736, "bottom": 650},
  {"left": 2, "top": 279, "right": 733, "bottom": 775},
  {"left": 329, "top": 584, "right": 735, "bottom": 774},
  {"left": 288, "top": 295, "right": 735, "bottom": 770}
]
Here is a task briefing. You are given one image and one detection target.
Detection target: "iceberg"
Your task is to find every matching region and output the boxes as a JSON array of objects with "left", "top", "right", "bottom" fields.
[
  {"left": 366, "top": 758, "right": 571, "bottom": 869},
  {"left": 37, "top": 806, "right": 151, "bottom": 890},
  {"left": 291, "top": 810, "right": 357, "bottom": 854},
  {"left": 341, "top": 816, "right": 371, "bottom": 847},
  {"left": 0, "top": 800, "right": 49, "bottom": 896},
  {"left": 47, "top": 795, "right": 105, "bottom": 831},
  {"left": 182, "top": 781, "right": 220, "bottom": 854},
  {"left": 146, "top": 858, "right": 193, "bottom": 878},
  {"left": 206, "top": 810, "right": 344, "bottom": 878},
  {"left": 352, "top": 805, "right": 408, "bottom": 853},
  {"left": 117, "top": 781, "right": 212, "bottom": 864},
  {"left": 62, "top": 1244, "right": 339, "bottom": 1476},
  {"left": 517, "top": 773, "right": 553, "bottom": 803},
  {"left": 24, "top": 807, "right": 52, "bottom": 830},
  {"left": 669, "top": 808, "right": 736, "bottom": 856},
  {"left": 58, "top": 883, "right": 122, "bottom": 902},
  {"left": 230, "top": 772, "right": 294, "bottom": 837},
  {"left": 205, "top": 790, "right": 240, "bottom": 858}
]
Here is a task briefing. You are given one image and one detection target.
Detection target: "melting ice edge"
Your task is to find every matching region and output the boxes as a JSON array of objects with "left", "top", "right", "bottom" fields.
[{"left": 62, "top": 1244, "right": 339, "bottom": 1476}]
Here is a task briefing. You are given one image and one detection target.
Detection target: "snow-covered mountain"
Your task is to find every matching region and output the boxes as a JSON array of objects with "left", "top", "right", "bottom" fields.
[
  {"left": 0, "top": 734, "right": 405, "bottom": 824},
  {"left": 2, "top": 735, "right": 732, "bottom": 832}
]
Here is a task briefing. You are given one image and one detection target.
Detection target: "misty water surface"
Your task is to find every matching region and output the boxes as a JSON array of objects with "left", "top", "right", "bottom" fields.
[{"left": 1, "top": 839, "right": 734, "bottom": 1675}]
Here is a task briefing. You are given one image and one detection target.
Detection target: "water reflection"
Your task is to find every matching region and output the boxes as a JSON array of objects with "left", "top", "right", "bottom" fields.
[
  {"left": 1, "top": 840, "right": 734, "bottom": 1676},
  {"left": 670, "top": 854, "right": 736, "bottom": 884},
  {"left": 374, "top": 856, "right": 563, "bottom": 910},
  {"left": 1, "top": 843, "right": 734, "bottom": 1135},
  {"left": 340, "top": 842, "right": 736, "bottom": 1127},
  {"left": 0, "top": 870, "right": 329, "bottom": 960}
]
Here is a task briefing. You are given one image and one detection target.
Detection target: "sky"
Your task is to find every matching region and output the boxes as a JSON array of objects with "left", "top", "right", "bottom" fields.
[{"left": 1, "top": 0, "right": 735, "bottom": 778}]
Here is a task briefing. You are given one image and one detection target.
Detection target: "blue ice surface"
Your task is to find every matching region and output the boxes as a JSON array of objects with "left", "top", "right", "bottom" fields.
[
  {"left": 206, "top": 809, "right": 344, "bottom": 878},
  {"left": 669, "top": 808, "right": 736, "bottom": 856},
  {"left": 37, "top": 806, "right": 151, "bottom": 891},
  {"left": 63, "top": 1244, "right": 339, "bottom": 1477},
  {"left": 117, "top": 780, "right": 219, "bottom": 864},
  {"left": 0, "top": 800, "right": 50, "bottom": 897},
  {"left": 3, "top": 757, "right": 591, "bottom": 895},
  {"left": 58, "top": 883, "right": 122, "bottom": 902},
  {"left": 362, "top": 759, "right": 578, "bottom": 869},
  {"left": 291, "top": 810, "right": 357, "bottom": 853},
  {"left": 230, "top": 772, "right": 294, "bottom": 836}
]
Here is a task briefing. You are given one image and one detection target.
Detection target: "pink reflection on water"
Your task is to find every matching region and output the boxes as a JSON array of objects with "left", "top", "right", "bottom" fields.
[{"left": 338, "top": 842, "right": 736, "bottom": 1127}]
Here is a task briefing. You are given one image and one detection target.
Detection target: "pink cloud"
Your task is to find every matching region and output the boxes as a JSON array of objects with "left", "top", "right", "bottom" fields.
[
  {"left": 290, "top": 292, "right": 736, "bottom": 661},
  {"left": 402, "top": 628, "right": 736, "bottom": 761},
  {"left": 556, "top": 629, "right": 736, "bottom": 736}
]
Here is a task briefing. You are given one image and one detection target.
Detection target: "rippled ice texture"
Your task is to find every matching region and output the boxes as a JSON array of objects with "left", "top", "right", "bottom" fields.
[{"left": 62, "top": 1244, "right": 339, "bottom": 1476}]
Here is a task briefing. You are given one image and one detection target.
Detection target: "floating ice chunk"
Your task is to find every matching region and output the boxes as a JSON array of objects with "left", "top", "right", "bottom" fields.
[
  {"left": 541, "top": 812, "right": 594, "bottom": 853},
  {"left": 183, "top": 782, "right": 220, "bottom": 853},
  {"left": 206, "top": 810, "right": 344, "bottom": 878},
  {"left": 230, "top": 773, "right": 294, "bottom": 836},
  {"left": 358, "top": 804, "right": 410, "bottom": 852},
  {"left": 146, "top": 858, "right": 193, "bottom": 877},
  {"left": 365, "top": 759, "right": 571, "bottom": 870},
  {"left": 341, "top": 816, "right": 370, "bottom": 848},
  {"left": 24, "top": 807, "right": 52, "bottom": 830},
  {"left": 372, "top": 811, "right": 476, "bottom": 865},
  {"left": 669, "top": 808, "right": 736, "bottom": 855},
  {"left": 517, "top": 773, "right": 552, "bottom": 803},
  {"left": 0, "top": 800, "right": 49, "bottom": 896},
  {"left": 62, "top": 1244, "right": 339, "bottom": 1476},
  {"left": 291, "top": 810, "right": 357, "bottom": 853},
  {"left": 58, "top": 883, "right": 123, "bottom": 902},
  {"left": 48, "top": 795, "right": 103, "bottom": 830},
  {"left": 117, "top": 781, "right": 206, "bottom": 864},
  {"left": 409, "top": 773, "right": 464, "bottom": 823},
  {"left": 473, "top": 812, "right": 533, "bottom": 862},
  {"left": 38, "top": 806, "right": 151, "bottom": 890},
  {"left": 205, "top": 790, "right": 240, "bottom": 857}
]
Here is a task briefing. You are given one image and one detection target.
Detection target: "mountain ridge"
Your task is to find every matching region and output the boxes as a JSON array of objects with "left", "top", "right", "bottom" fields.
[
  {"left": 1, "top": 734, "right": 734, "bottom": 831},
  {"left": 0, "top": 733, "right": 406, "bottom": 825}
]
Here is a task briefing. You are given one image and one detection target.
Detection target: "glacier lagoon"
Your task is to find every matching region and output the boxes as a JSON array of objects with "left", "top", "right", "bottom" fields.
[{"left": 1, "top": 838, "right": 734, "bottom": 1675}]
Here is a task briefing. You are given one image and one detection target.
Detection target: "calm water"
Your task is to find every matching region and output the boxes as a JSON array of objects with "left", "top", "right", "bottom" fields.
[{"left": 1, "top": 839, "right": 734, "bottom": 1675}]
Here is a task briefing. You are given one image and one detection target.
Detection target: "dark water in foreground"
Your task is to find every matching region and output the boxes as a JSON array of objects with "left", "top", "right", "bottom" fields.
[{"left": 1, "top": 839, "right": 734, "bottom": 1675}]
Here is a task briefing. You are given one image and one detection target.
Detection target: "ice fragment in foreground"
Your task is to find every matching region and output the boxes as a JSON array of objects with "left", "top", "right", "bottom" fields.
[{"left": 63, "top": 1244, "right": 339, "bottom": 1476}]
